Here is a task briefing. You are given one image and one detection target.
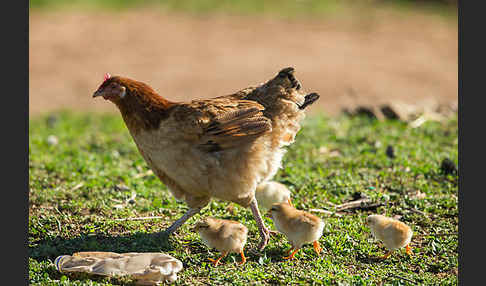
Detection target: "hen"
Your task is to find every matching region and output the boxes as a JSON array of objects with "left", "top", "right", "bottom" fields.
[{"left": 93, "top": 67, "right": 319, "bottom": 250}]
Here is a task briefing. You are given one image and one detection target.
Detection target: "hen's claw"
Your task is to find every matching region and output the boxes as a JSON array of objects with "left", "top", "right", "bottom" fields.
[{"left": 269, "top": 230, "right": 280, "bottom": 236}]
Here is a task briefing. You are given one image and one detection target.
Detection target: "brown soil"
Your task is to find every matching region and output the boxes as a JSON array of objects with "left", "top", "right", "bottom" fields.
[{"left": 29, "top": 9, "right": 457, "bottom": 117}]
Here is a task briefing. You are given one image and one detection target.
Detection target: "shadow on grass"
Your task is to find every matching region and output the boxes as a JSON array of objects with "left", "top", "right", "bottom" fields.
[
  {"left": 29, "top": 230, "right": 288, "bottom": 264},
  {"left": 356, "top": 253, "right": 386, "bottom": 264},
  {"left": 29, "top": 231, "right": 173, "bottom": 262}
]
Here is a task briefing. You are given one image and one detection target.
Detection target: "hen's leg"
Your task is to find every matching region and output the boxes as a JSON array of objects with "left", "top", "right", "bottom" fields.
[
  {"left": 250, "top": 199, "right": 270, "bottom": 251},
  {"left": 164, "top": 206, "right": 203, "bottom": 235}
]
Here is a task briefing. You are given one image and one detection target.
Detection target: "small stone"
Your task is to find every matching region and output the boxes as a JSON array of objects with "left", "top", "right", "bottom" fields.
[
  {"left": 354, "top": 106, "right": 379, "bottom": 119},
  {"left": 380, "top": 105, "right": 401, "bottom": 120},
  {"left": 47, "top": 135, "right": 59, "bottom": 146},
  {"left": 115, "top": 184, "right": 130, "bottom": 191},
  {"left": 46, "top": 115, "right": 58, "bottom": 128},
  {"left": 408, "top": 190, "right": 426, "bottom": 200},
  {"left": 386, "top": 145, "right": 395, "bottom": 159},
  {"left": 440, "top": 158, "right": 457, "bottom": 175}
]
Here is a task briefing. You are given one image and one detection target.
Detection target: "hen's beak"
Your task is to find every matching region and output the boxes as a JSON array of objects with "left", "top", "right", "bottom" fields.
[{"left": 92, "top": 90, "right": 103, "bottom": 98}]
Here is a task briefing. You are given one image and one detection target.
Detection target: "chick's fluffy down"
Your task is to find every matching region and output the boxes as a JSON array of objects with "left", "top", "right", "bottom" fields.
[{"left": 197, "top": 218, "right": 248, "bottom": 254}]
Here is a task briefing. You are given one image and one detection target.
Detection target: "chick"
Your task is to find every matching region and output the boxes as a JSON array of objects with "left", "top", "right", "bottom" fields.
[
  {"left": 193, "top": 217, "right": 248, "bottom": 266},
  {"left": 255, "top": 181, "right": 293, "bottom": 213},
  {"left": 366, "top": 214, "right": 413, "bottom": 259},
  {"left": 269, "top": 202, "right": 324, "bottom": 260}
]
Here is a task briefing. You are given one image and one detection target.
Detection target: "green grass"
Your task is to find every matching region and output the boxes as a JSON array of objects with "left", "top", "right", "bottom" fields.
[
  {"left": 29, "top": 0, "right": 457, "bottom": 20},
  {"left": 29, "top": 111, "right": 458, "bottom": 285}
]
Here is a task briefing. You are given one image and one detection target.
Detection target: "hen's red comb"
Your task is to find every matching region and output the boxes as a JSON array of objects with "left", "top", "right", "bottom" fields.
[{"left": 103, "top": 73, "right": 111, "bottom": 82}]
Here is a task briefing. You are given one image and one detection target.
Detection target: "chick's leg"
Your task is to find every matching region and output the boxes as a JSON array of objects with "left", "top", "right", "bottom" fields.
[
  {"left": 285, "top": 247, "right": 294, "bottom": 256},
  {"left": 287, "top": 198, "right": 293, "bottom": 207},
  {"left": 239, "top": 250, "right": 247, "bottom": 265},
  {"left": 208, "top": 252, "right": 227, "bottom": 266},
  {"left": 406, "top": 244, "right": 412, "bottom": 256},
  {"left": 250, "top": 199, "right": 270, "bottom": 251},
  {"left": 381, "top": 251, "right": 393, "bottom": 260},
  {"left": 283, "top": 249, "right": 299, "bottom": 260},
  {"left": 164, "top": 206, "right": 203, "bottom": 235},
  {"left": 313, "top": 241, "right": 322, "bottom": 254}
]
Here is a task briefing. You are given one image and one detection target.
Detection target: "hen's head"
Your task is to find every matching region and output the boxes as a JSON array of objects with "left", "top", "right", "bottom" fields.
[{"left": 92, "top": 73, "right": 127, "bottom": 103}]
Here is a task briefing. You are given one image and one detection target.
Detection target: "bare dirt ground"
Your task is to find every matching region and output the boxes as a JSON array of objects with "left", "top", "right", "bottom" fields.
[{"left": 29, "top": 9, "right": 457, "bottom": 117}]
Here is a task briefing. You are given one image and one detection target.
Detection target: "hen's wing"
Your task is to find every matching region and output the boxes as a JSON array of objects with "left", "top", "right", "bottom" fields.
[
  {"left": 169, "top": 98, "right": 272, "bottom": 153},
  {"left": 199, "top": 106, "right": 272, "bottom": 152}
]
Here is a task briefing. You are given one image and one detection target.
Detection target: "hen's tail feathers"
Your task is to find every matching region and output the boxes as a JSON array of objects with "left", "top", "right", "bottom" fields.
[
  {"left": 277, "top": 67, "right": 301, "bottom": 90},
  {"left": 298, "top": 93, "right": 320, "bottom": 110}
]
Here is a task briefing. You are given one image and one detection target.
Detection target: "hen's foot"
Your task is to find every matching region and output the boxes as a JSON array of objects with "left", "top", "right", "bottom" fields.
[
  {"left": 250, "top": 199, "right": 271, "bottom": 252},
  {"left": 269, "top": 230, "right": 280, "bottom": 236}
]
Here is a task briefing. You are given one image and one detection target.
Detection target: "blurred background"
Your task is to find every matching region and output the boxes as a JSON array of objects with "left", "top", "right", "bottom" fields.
[{"left": 29, "top": 0, "right": 457, "bottom": 117}]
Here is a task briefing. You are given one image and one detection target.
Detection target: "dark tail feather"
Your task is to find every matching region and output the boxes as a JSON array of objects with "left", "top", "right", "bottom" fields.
[
  {"left": 278, "top": 67, "right": 301, "bottom": 90},
  {"left": 299, "top": 93, "right": 320, "bottom": 110}
]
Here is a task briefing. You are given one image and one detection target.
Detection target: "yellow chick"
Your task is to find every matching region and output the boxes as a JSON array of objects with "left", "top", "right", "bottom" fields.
[
  {"left": 255, "top": 181, "right": 293, "bottom": 213},
  {"left": 269, "top": 202, "right": 324, "bottom": 260},
  {"left": 366, "top": 214, "right": 413, "bottom": 259},
  {"left": 193, "top": 217, "right": 248, "bottom": 266}
]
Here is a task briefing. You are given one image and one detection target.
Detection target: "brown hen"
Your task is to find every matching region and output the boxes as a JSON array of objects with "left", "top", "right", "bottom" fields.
[{"left": 93, "top": 68, "right": 319, "bottom": 251}]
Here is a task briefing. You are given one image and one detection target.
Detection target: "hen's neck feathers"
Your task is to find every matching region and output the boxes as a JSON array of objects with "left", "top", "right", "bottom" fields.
[{"left": 114, "top": 77, "right": 174, "bottom": 132}]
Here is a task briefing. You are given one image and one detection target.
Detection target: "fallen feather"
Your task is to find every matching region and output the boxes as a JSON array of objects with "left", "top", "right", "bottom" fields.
[{"left": 55, "top": 251, "right": 183, "bottom": 284}]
